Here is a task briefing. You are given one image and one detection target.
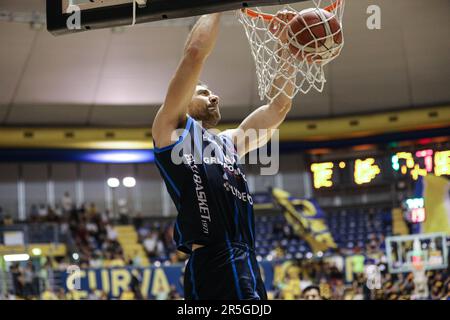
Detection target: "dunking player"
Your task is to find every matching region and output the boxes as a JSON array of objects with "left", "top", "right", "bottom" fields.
[{"left": 152, "top": 12, "right": 295, "bottom": 300}]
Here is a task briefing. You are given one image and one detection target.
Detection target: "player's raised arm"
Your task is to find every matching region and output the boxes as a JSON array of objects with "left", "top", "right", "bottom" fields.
[
  {"left": 152, "top": 13, "right": 221, "bottom": 149},
  {"left": 223, "top": 11, "right": 296, "bottom": 157}
]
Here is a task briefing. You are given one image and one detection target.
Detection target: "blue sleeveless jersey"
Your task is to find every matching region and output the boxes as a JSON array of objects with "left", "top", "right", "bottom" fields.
[{"left": 154, "top": 115, "right": 255, "bottom": 254}]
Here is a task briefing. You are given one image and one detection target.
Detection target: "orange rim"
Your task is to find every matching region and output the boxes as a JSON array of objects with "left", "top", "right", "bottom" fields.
[{"left": 242, "top": 0, "right": 343, "bottom": 22}]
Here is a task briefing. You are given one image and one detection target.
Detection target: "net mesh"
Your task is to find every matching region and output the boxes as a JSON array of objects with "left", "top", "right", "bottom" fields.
[{"left": 238, "top": 0, "right": 345, "bottom": 102}]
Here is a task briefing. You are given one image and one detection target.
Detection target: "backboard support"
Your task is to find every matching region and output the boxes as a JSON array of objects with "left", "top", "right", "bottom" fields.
[{"left": 47, "top": 0, "right": 309, "bottom": 36}]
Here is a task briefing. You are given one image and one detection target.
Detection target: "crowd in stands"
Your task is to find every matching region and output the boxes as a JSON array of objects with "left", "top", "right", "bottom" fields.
[
  {"left": 271, "top": 258, "right": 449, "bottom": 300},
  {"left": 24, "top": 193, "right": 128, "bottom": 269},
  {"left": 0, "top": 193, "right": 449, "bottom": 300}
]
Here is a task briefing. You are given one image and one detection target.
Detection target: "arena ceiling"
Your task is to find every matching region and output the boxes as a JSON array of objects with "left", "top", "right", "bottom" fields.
[{"left": 0, "top": 0, "right": 449, "bottom": 127}]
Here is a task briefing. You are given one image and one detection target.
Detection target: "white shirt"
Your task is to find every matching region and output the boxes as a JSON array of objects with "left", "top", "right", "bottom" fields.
[{"left": 62, "top": 195, "right": 73, "bottom": 212}]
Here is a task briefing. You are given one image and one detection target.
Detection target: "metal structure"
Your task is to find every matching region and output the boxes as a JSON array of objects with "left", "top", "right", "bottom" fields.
[{"left": 47, "top": 0, "right": 310, "bottom": 35}]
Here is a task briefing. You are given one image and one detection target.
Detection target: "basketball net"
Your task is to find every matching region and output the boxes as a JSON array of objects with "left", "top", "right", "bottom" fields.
[{"left": 238, "top": 0, "right": 345, "bottom": 102}]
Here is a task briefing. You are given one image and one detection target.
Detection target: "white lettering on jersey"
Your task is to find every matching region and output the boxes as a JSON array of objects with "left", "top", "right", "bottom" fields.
[
  {"left": 223, "top": 182, "right": 253, "bottom": 205},
  {"left": 184, "top": 154, "right": 211, "bottom": 235}
]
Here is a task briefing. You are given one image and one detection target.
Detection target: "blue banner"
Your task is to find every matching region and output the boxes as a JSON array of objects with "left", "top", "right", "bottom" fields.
[{"left": 60, "top": 260, "right": 275, "bottom": 299}]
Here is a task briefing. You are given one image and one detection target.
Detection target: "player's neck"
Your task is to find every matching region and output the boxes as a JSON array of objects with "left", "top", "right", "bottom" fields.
[{"left": 189, "top": 115, "right": 217, "bottom": 130}]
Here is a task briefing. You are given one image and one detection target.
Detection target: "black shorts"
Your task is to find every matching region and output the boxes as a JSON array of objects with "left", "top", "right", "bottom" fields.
[{"left": 184, "top": 241, "right": 267, "bottom": 300}]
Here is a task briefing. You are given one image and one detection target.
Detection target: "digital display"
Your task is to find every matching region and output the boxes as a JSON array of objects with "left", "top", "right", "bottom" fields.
[
  {"left": 310, "top": 148, "right": 450, "bottom": 189},
  {"left": 404, "top": 198, "right": 426, "bottom": 223},
  {"left": 310, "top": 162, "right": 334, "bottom": 188},
  {"left": 354, "top": 158, "right": 381, "bottom": 185},
  {"left": 311, "top": 157, "right": 384, "bottom": 189},
  {"left": 392, "top": 149, "right": 450, "bottom": 180}
]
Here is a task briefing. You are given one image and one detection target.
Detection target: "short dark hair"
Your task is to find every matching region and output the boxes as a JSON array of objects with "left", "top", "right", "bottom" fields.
[{"left": 302, "top": 285, "right": 321, "bottom": 295}]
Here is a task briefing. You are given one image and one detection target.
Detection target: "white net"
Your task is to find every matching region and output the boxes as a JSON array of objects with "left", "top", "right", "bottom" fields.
[{"left": 238, "top": 0, "right": 345, "bottom": 102}]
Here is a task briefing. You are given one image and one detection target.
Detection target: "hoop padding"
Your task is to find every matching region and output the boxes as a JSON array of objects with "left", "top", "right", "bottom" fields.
[{"left": 238, "top": 0, "right": 345, "bottom": 101}]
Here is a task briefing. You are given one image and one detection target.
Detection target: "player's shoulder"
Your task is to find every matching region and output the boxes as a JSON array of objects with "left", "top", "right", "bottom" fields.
[
  {"left": 217, "top": 129, "right": 236, "bottom": 145},
  {"left": 217, "top": 129, "right": 235, "bottom": 141}
]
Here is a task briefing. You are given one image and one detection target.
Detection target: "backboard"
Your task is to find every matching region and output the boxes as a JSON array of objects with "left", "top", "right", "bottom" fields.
[
  {"left": 47, "top": 0, "right": 309, "bottom": 36},
  {"left": 385, "top": 233, "right": 449, "bottom": 274}
]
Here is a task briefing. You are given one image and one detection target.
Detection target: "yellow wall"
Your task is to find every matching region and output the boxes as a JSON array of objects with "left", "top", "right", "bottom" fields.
[{"left": 0, "top": 106, "right": 448, "bottom": 149}]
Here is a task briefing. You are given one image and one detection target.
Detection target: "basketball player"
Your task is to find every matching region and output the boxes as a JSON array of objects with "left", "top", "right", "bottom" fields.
[{"left": 152, "top": 12, "right": 295, "bottom": 300}]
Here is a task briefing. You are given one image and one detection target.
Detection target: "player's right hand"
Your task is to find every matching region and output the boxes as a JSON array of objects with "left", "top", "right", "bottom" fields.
[{"left": 268, "top": 9, "right": 296, "bottom": 43}]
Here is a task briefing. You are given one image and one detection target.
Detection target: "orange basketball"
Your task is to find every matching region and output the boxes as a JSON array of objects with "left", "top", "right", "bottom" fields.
[{"left": 287, "top": 8, "right": 343, "bottom": 63}]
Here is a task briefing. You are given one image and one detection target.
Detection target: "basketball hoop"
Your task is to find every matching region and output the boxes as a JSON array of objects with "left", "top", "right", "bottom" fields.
[{"left": 238, "top": 0, "right": 345, "bottom": 101}]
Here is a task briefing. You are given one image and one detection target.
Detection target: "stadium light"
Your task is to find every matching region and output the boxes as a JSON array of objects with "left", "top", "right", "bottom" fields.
[
  {"left": 107, "top": 177, "right": 120, "bottom": 188},
  {"left": 123, "top": 177, "right": 136, "bottom": 188},
  {"left": 4, "top": 254, "right": 30, "bottom": 262},
  {"left": 72, "top": 253, "right": 79, "bottom": 260},
  {"left": 31, "top": 248, "right": 42, "bottom": 256}
]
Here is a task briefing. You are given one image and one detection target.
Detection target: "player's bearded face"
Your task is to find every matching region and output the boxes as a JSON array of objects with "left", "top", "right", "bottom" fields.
[{"left": 188, "top": 85, "right": 221, "bottom": 128}]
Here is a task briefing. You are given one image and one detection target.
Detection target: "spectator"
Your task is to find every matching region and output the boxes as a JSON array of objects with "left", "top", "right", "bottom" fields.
[
  {"left": 302, "top": 285, "right": 322, "bottom": 300},
  {"left": 120, "top": 286, "right": 135, "bottom": 300},
  {"left": 131, "top": 250, "right": 142, "bottom": 267},
  {"left": 23, "top": 262, "right": 35, "bottom": 299},
  {"left": 333, "top": 279, "right": 345, "bottom": 300},
  {"left": 56, "top": 288, "right": 67, "bottom": 300},
  {"left": 29, "top": 204, "right": 39, "bottom": 222},
  {"left": 53, "top": 204, "right": 63, "bottom": 218},
  {"left": 106, "top": 224, "right": 118, "bottom": 241},
  {"left": 154, "top": 286, "right": 169, "bottom": 300},
  {"left": 4, "top": 291, "right": 17, "bottom": 300},
  {"left": 109, "top": 253, "right": 125, "bottom": 267},
  {"left": 11, "top": 263, "right": 24, "bottom": 298},
  {"left": 38, "top": 204, "right": 48, "bottom": 221},
  {"left": 118, "top": 198, "right": 129, "bottom": 224},
  {"left": 168, "top": 285, "right": 181, "bottom": 300},
  {"left": 41, "top": 287, "right": 58, "bottom": 300},
  {"left": 130, "top": 270, "right": 144, "bottom": 300},
  {"left": 90, "top": 252, "right": 103, "bottom": 268},
  {"left": 280, "top": 272, "right": 301, "bottom": 300},
  {"left": 46, "top": 206, "right": 59, "bottom": 223},
  {"left": 101, "top": 209, "right": 112, "bottom": 224},
  {"left": 61, "top": 192, "right": 73, "bottom": 214},
  {"left": 38, "top": 259, "right": 52, "bottom": 291},
  {"left": 3, "top": 214, "right": 13, "bottom": 226},
  {"left": 88, "top": 290, "right": 100, "bottom": 300},
  {"left": 143, "top": 231, "right": 164, "bottom": 258},
  {"left": 99, "top": 291, "right": 109, "bottom": 300},
  {"left": 163, "top": 223, "right": 176, "bottom": 252},
  {"left": 133, "top": 212, "right": 144, "bottom": 230},
  {"left": 269, "top": 245, "right": 285, "bottom": 259},
  {"left": 441, "top": 282, "right": 450, "bottom": 300},
  {"left": 353, "top": 287, "right": 364, "bottom": 300},
  {"left": 169, "top": 252, "right": 180, "bottom": 264},
  {"left": 351, "top": 247, "right": 366, "bottom": 279}
]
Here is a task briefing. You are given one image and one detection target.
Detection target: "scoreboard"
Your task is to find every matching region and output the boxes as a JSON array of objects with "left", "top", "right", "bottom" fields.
[
  {"left": 391, "top": 149, "right": 450, "bottom": 180},
  {"left": 310, "top": 148, "right": 450, "bottom": 189}
]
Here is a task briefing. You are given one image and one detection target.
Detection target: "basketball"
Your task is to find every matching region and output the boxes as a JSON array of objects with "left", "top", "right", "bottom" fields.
[
  {"left": 1, "top": 0, "right": 449, "bottom": 307},
  {"left": 287, "top": 8, "right": 343, "bottom": 62}
]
